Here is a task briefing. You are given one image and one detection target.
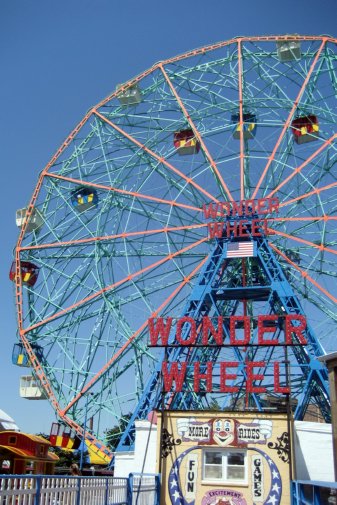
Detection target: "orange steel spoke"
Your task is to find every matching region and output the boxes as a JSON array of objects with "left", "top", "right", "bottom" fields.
[
  {"left": 162, "top": 36, "right": 333, "bottom": 66},
  {"left": 267, "top": 133, "right": 337, "bottom": 198},
  {"left": 159, "top": 64, "right": 233, "bottom": 202},
  {"left": 16, "top": 299, "right": 113, "bottom": 457},
  {"left": 270, "top": 243, "right": 337, "bottom": 304},
  {"left": 19, "top": 223, "right": 208, "bottom": 251},
  {"left": 96, "top": 37, "right": 335, "bottom": 110},
  {"left": 252, "top": 39, "right": 326, "bottom": 199},
  {"left": 268, "top": 216, "right": 337, "bottom": 223},
  {"left": 280, "top": 180, "right": 337, "bottom": 208},
  {"left": 46, "top": 173, "right": 201, "bottom": 213},
  {"left": 22, "top": 236, "right": 208, "bottom": 335},
  {"left": 237, "top": 39, "right": 245, "bottom": 200},
  {"left": 268, "top": 228, "right": 337, "bottom": 255},
  {"left": 94, "top": 110, "right": 219, "bottom": 203},
  {"left": 62, "top": 254, "right": 209, "bottom": 415},
  {"left": 16, "top": 114, "right": 93, "bottom": 250}
]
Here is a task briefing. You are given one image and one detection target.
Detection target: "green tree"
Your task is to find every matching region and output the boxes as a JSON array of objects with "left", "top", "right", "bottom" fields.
[
  {"left": 36, "top": 432, "right": 81, "bottom": 469},
  {"left": 104, "top": 413, "right": 132, "bottom": 451}
]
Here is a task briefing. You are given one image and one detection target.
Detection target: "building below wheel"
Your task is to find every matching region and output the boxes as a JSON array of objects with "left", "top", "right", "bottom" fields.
[
  {"left": 0, "top": 431, "right": 58, "bottom": 474},
  {"left": 115, "top": 410, "right": 334, "bottom": 505}
]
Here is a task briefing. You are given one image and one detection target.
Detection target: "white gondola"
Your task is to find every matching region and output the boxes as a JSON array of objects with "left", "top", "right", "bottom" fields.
[
  {"left": 20, "top": 376, "right": 47, "bottom": 400},
  {"left": 16, "top": 208, "right": 43, "bottom": 232},
  {"left": 116, "top": 84, "right": 142, "bottom": 105},
  {"left": 276, "top": 39, "right": 301, "bottom": 62}
]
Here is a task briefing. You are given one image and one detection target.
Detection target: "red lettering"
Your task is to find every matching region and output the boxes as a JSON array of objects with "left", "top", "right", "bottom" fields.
[
  {"left": 148, "top": 317, "right": 172, "bottom": 346},
  {"left": 274, "top": 362, "right": 290, "bottom": 393},
  {"left": 258, "top": 315, "right": 278, "bottom": 345},
  {"left": 162, "top": 362, "right": 187, "bottom": 392},
  {"left": 270, "top": 197, "right": 279, "bottom": 214},
  {"left": 203, "top": 202, "right": 219, "bottom": 219},
  {"left": 203, "top": 199, "right": 279, "bottom": 222},
  {"left": 232, "top": 200, "right": 243, "bottom": 216},
  {"left": 202, "top": 316, "right": 223, "bottom": 345},
  {"left": 244, "top": 199, "right": 256, "bottom": 215},
  {"left": 221, "top": 202, "right": 231, "bottom": 216},
  {"left": 239, "top": 220, "right": 249, "bottom": 237},
  {"left": 246, "top": 361, "right": 266, "bottom": 393},
  {"left": 208, "top": 222, "right": 225, "bottom": 239},
  {"left": 230, "top": 316, "right": 251, "bottom": 345},
  {"left": 193, "top": 362, "right": 213, "bottom": 392},
  {"left": 226, "top": 221, "right": 238, "bottom": 238},
  {"left": 176, "top": 317, "right": 197, "bottom": 346},
  {"left": 285, "top": 315, "right": 307, "bottom": 345},
  {"left": 220, "top": 362, "right": 239, "bottom": 392},
  {"left": 251, "top": 219, "right": 263, "bottom": 237},
  {"left": 257, "top": 198, "right": 268, "bottom": 214}
]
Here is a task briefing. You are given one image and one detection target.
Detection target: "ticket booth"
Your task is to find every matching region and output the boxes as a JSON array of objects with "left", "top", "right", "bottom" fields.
[{"left": 158, "top": 411, "right": 291, "bottom": 505}]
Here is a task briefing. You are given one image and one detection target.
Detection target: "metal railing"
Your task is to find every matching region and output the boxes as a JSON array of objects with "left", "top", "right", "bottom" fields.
[
  {"left": 292, "top": 480, "right": 337, "bottom": 505},
  {"left": 0, "top": 473, "right": 160, "bottom": 505}
]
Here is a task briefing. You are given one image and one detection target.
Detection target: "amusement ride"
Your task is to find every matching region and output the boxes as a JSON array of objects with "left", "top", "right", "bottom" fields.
[{"left": 10, "top": 35, "right": 337, "bottom": 463}]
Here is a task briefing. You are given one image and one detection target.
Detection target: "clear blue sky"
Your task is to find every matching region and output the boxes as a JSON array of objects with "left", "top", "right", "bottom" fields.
[{"left": 1, "top": 0, "right": 336, "bottom": 434}]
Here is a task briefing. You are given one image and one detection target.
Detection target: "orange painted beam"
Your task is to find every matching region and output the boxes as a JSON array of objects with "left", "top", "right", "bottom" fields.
[
  {"left": 280, "top": 180, "right": 337, "bottom": 208},
  {"left": 270, "top": 243, "right": 337, "bottom": 304},
  {"left": 159, "top": 64, "right": 233, "bottom": 202},
  {"left": 252, "top": 39, "right": 326, "bottom": 199},
  {"left": 237, "top": 39, "right": 245, "bottom": 200},
  {"left": 19, "top": 223, "right": 207, "bottom": 251},
  {"left": 96, "top": 36, "right": 336, "bottom": 110},
  {"left": 267, "top": 133, "right": 337, "bottom": 198},
  {"left": 94, "top": 110, "right": 219, "bottom": 203},
  {"left": 268, "top": 228, "right": 337, "bottom": 255},
  {"left": 268, "top": 216, "right": 336, "bottom": 222},
  {"left": 62, "top": 254, "right": 209, "bottom": 415},
  {"left": 46, "top": 173, "right": 201, "bottom": 213},
  {"left": 22, "top": 236, "right": 208, "bottom": 335}
]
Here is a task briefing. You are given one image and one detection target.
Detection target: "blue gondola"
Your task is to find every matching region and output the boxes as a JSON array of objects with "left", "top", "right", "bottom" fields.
[
  {"left": 231, "top": 112, "right": 257, "bottom": 139},
  {"left": 12, "top": 343, "right": 43, "bottom": 367},
  {"left": 71, "top": 187, "right": 98, "bottom": 212}
]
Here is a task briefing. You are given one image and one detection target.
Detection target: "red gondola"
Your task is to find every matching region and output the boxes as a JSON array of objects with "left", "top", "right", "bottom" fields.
[
  {"left": 9, "top": 261, "right": 39, "bottom": 286},
  {"left": 291, "top": 115, "right": 319, "bottom": 144},
  {"left": 50, "top": 422, "right": 81, "bottom": 449},
  {"left": 174, "top": 129, "right": 200, "bottom": 155}
]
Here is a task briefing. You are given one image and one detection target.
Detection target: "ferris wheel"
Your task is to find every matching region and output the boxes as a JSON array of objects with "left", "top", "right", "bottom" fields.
[{"left": 11, "top": 35, "right": 337, "bottom": 460}]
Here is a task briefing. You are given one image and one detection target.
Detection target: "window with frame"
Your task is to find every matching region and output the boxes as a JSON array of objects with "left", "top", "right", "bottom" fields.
[
  {"left": 203, "top": 449, "right": 247, "bottom": 483},
  {"left": 8, "top": 436, "right": 17, "bottom": 445}
]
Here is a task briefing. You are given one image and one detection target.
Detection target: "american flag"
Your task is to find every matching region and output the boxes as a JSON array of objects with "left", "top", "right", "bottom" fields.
[{"left": 226, "top": 241, "right": 254, "bottom": 258}]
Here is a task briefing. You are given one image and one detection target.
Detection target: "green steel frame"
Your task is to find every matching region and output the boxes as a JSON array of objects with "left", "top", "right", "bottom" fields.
[{"left": 12, "top": 35, "right": 337, "bottom": 461}]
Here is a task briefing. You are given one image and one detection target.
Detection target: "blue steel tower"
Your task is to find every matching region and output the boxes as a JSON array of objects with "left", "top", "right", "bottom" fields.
[{"left": 117, "top": 208, "right": 331, "bottom": 452}]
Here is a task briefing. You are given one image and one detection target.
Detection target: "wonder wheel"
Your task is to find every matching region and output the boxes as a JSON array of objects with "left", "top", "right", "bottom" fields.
[{"left": 11, "top": 35, "right": 337, "bottom": 459}]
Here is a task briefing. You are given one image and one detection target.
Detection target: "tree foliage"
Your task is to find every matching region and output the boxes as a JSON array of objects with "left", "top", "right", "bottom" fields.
[{"left": 104, "top": 413, "right": 132, "bottom": 450}]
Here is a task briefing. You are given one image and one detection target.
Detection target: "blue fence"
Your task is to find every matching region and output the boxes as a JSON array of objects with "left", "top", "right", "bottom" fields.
[{"left": 292, "top": 480, "right": 337, "bottom": 505}]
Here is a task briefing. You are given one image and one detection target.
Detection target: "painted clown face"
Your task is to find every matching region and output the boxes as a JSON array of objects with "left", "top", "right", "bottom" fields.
[{"left": 212, "top": 418, "right": 235, "bottom": 447}]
